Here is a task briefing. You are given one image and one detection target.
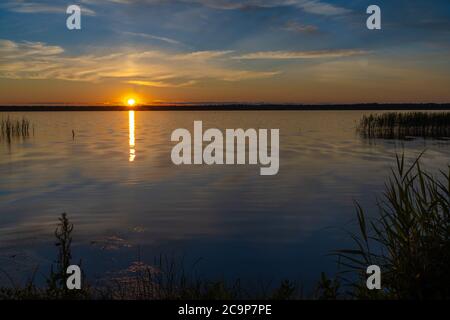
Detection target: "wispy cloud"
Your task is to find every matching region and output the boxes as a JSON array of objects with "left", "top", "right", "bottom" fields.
[
  {"left": 82, "top": 0, "right": 350, "bottom": 16},
  {"left": 121, "top": 31, "right": 183, "bottom": 46},
  {"left": 283, "top": 21, "right": 319, "bottom": 34},
  {"left": 294, "top": 0, "right": 349, "bottom": 16},
  {"left": 0, "top": 39, "right": 280, "bottom": 86},
  {"left": 170, "top": 50, "right": 234, "bottom": 60},
  {"left": 233, "top": 49, "right": 368, "bottom": 60},
  {"left": 2, "top": 1, "right": 96, "bottom": 16},
  {"left": 127, "top": 79, "right": 197, "bottom": 87},
  {"left": 186, "top": 0, "right": 350, "bottom": 15},
  {"left": 0, "top": 39, "right": 64, "bottom": 57}
]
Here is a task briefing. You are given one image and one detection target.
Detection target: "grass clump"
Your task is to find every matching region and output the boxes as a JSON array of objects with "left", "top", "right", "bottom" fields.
[
  {"left": 104, "top": 257, "right": 301, "bottom": 300},
  {"left": 332, "top": 153, "right": 450, "bottom": 299},
  {"left": 1, "top": 116, "right": 33, "bottom": 142},
  {"left": 358, "top": 112, "right": 450, "bottom": 139},
  {"left": 0, "top": 213, "right": 90, "bottom": 300}
]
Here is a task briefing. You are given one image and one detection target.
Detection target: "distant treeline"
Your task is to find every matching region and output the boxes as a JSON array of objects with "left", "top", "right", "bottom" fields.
[{"left": 1, "top": 103, "right": 450, "bottom": 112}]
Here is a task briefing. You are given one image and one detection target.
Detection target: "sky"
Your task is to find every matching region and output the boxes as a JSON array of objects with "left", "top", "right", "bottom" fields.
[{"left": 0, "top": 0, "right": 449, "bottom": 105}]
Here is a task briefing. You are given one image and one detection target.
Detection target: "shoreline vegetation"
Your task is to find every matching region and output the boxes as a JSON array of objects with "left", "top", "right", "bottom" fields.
[
  {"left": 1, "top": 117, "right": 33, "bottom": 142},
  {"left": 357, "top": 112, "right": 450, "bottom": 139},
  {"left": 0, "top": 154, "right": 448, "bottom": 300},
  {"left": 0, "top": 103, "right": 450, "bottom": 112}
]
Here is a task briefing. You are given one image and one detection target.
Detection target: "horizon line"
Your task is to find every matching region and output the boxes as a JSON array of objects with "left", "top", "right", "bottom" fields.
[{"left": 1, "top": 103, "right": 450, "bottom": 112}]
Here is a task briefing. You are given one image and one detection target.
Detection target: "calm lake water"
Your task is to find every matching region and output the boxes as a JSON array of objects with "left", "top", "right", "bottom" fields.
[{"left": 1, "top": 111, "right": 449, "bottom": 290}]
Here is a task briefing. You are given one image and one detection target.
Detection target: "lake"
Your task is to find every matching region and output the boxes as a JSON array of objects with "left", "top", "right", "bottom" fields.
[{"left": 0, "top": 110, "right": 449, "bottom": 291}]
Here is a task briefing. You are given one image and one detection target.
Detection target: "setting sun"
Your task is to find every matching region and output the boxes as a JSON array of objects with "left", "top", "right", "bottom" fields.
[{"left": 127, "top": 98, "right": 136, "bottom": 107}]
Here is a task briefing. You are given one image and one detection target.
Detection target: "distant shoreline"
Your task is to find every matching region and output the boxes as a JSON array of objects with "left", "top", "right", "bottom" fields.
[{"left": 1, "top": 103, "right": 450, "bottom": 112}]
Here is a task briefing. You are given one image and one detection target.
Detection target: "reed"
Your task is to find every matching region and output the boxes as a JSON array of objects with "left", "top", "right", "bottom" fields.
[
  {"left": 0, "top": 116, "right": 32, "bottom": 141},
  {"left": 334, "top": 153, "right": 450, "bottom": 299},
  {"left": 357, "top": 112, "right": 450, "bottom": 139}
]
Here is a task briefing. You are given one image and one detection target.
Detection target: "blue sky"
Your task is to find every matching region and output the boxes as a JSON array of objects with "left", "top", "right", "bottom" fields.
[{"left": 1, "top": 0, "right": 449, "bottom": 104}]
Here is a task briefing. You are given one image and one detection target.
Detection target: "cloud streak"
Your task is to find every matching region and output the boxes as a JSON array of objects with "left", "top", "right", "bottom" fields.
[
  {"left": 0, "top": 39, "right": 280, "bottom": 86},
  {"left": 127, "top": 79, "right": 198, "bottom": 87},
  {"left": 183, "top": 0, "right": 351, "bottom": 15},
  {"left": 121, "top": 31, "right": 183, "bottom": 46},
  {"left": 2, "top": 1, "right": 96, "bottom": 15},
  {"left": 233, "top": 49, "right": 368, "bottom": 60},
  {"left": 82, "top": 0, "right": 350, "bottom": 16},
  {"left": 283, "top": 21, "right": 319, "bottom": 34}
]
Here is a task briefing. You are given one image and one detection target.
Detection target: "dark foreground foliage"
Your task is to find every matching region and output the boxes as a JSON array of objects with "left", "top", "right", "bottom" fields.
[{"left": 326, "top": 153, "right": 450, "bottom": 299}]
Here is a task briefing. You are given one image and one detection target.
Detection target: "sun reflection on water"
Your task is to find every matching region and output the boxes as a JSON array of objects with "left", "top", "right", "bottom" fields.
[{"left": 129, "top": 110, "right": 135, "bottom": 162}]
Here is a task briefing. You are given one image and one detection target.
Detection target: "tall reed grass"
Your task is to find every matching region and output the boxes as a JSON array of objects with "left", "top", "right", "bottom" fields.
[
  {"left": 358, "top": 112, "right": 450, "bottom": 139},
  {"left": 0, "top": 116, "right": 32, "bottom": 141},
  {"left": 334, "top": 153, "right": 450, "bottom": 299}
]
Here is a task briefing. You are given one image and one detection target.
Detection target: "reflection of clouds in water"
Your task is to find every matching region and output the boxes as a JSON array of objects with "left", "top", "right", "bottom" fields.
[
  {"left": 89, "top": 226, "right": 147, "bottom": 251},
  {"left": 132, "top": 226, "right": 146, "bottom": 233},
  {"left": 1, "top": 111, "right": 450, "bottom": 282},
  {"left": 90, "top": 235, "right": 132, "bottom": 251},
  {"left": 124, "top": 261, "right": 159, "bottom": 274},
  {"left": 101, "top": 261, "right": 162, "bottom": 299}
]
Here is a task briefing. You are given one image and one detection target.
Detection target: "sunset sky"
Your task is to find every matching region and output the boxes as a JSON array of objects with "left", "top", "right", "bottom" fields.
[{"left": 1, "top": 0, "right": 449, "bottom": 105}]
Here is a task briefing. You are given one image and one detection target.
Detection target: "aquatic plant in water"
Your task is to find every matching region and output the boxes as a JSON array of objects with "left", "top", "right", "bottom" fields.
[
  {"left": 357, "top": 112, "right": 450, "bottom": 139},
  {"left": 0, "top": 116, "right": 33, "bottom": 142},
  {"left": 333, "top": 153, "right": 450, "bottom": 299}
]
